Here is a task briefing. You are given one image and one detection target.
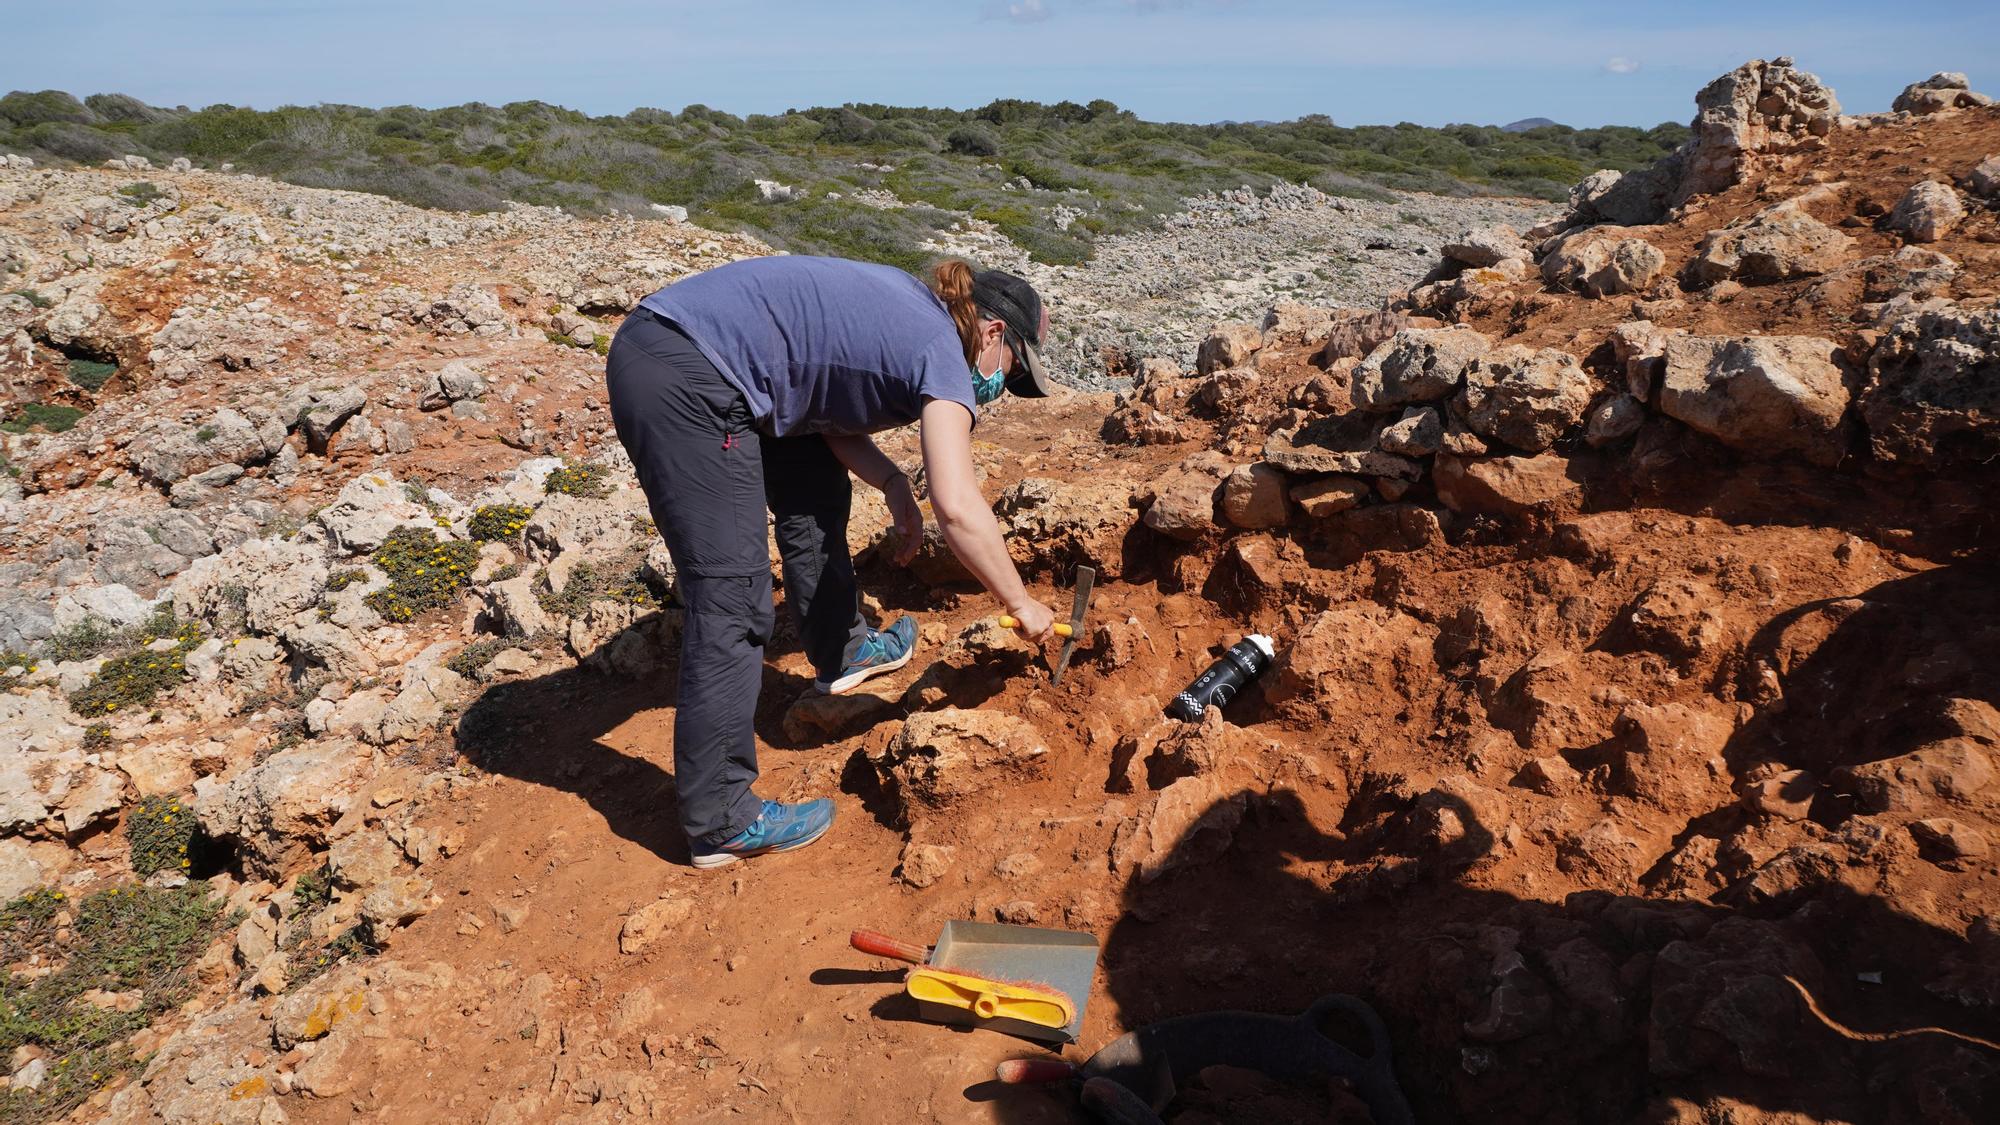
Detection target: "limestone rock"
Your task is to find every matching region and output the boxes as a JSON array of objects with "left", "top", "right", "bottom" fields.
[
  {"left": 315, "top": 473, "right": 436, "bottom": 555},
  {"left": 1842, "top": 739, "right": 1994, "bottom": 814},
  {"left": 1442, "top": 224, "right": 1528, "bottom": 268},
  {"left": 1541, "top": 227, "right": 1667, "bottom": 297},
  {"left": 1893, "top": 72, "right": 1994, "bottom": 115},
  {"left": 1218, "top": 463, "right": 1289, "bottom": 529},
  {"left": 996, "top": 476, "right": 1138, "bottom": 579},
  {"left": 297, "top": 387, "right": 367, "bottom": 453},
  {"left": 1689, "top": 200, "right": 1854, "bottom": 284},
  {"left": 875, "top": 709, "right": 1049, "bottom": 812},
  {"left": 619, "top": 896, "right": 694, "bottom": 954},
  {"left": 1556, "top": 818, "right": 1647, "bottom": 886},
  {"left": 1909, "top": 818, "right": 1988, "bottom": 863},
  {"left": 1659, "top": 335, "right": 1850, "bottom": 466},
  {"left": 1433, "top": 453, "right": 1583, "bottom": 519},
  {"left": 1973, "top": 155, "right": 2000, "bottom": 199},
  {"left": 1140, "top": 458, "right": 1225, "bottom": 541},
  {"left": 1861, "top": 300, "right": 2000, "bottom": 469},
  {"left": 1678, "top": 59, "right": 1840, "bottom": 202},
  {"left": 196, "top": 739, "right": 371, "bottom": 875},
  {"left": 897, "top": 842, "right": 957, "bottom": 889},
  {"left": 1378, "top": 406, "right": 1443, "bottom": 456},
  {"left": 1288, "top": 475, "right": 1369, "bottom": 517},
  {"left": 1195, "top": 322, "right": 1262, "bottom": 374},
  {"left": 1264, "top": 413, "right": 1423, "bottom": 481},
  {"left": 360, "top": 875, "right": 434, "bottom": 930},
  {"left": 1456, "top": 345, "right": 1592, "bottom": 452},
  {"left": 1351, "top": 326, "right": 1490, "bottom": 410},
  {"left": 1110, "top": 775, "right": 1246, "bottom": 883},
  {"left": 1742, "top": 769, "right": 1816, "bottom": 821},
  {"left": 1610, "top": 320, "right": 1678, "bottom": 401},
  {"left": 130, "top": 408, "right": 286, "bottom": 486},
  {"left": 1266, "top": 602, "right": 1436, "bottom": 720},
  {"left": 172, "top": 537, "right": 328, "bottom": 635},
  {"left": 1887, "top": 180, "right": 1964, "bottom": 243},
  {"left": 1585, "top": 394, "right": 1646, "bottom": 446}
]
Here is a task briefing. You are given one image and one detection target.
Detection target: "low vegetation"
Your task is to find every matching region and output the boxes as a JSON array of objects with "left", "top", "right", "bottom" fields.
[
  {"left": 361, "top": 527, "right": 479, "bottom": 622},
  {"left": 543, "top": 463, "right": 609, "bottom": 499},
  {"left": 125, "top": 795, "right": 197, "bottom": 878},
  {"left": 0, "top": 90, "right": 1686, "bottom": 266},
  {"left": 0, "top": 403, "right": 87, "bottom": 435},
  {"left": 63, "top": 610, "right": 205, "bottom": 717},
  {"left": 467, "top": 503, "right": 531, "bottom": 542},
  {"left": 0, "top": 883, "right": 226, "bottom": 1123}
]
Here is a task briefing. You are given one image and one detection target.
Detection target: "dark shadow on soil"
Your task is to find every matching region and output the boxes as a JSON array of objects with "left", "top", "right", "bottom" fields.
[{"left": 988, "top": 558, "right": 2000, "bottom": 1125}]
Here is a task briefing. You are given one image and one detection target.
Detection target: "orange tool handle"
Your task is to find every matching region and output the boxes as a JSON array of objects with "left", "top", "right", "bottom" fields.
[
  {"left": 998, "top": 616, "right": 1073, "bottom": 637},
  {"left": 850, "top": 929, "right": 930, "bottom": 965}
]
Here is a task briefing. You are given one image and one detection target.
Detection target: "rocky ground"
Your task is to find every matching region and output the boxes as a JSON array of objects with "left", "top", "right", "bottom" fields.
[{"left": 0, "top": 59, "right": 1998, "bottom": 1125}]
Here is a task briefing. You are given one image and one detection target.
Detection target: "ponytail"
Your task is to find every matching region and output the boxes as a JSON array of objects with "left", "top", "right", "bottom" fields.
[{"left": 928, "top": 258, "right": 982, "bottom": 366}]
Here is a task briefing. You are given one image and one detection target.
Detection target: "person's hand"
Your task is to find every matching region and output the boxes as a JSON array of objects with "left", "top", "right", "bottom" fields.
[
  {"left": 884, "top": 473, "right": 924, "bottom": 567},
  {"left": 1004, "top": 600, "right": 1059, "bottom": 643}
]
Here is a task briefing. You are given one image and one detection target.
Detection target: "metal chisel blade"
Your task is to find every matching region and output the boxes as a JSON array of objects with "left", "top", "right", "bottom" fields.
[{"left": 1051, "top": 566, "right": 1095, "bottom": 685}]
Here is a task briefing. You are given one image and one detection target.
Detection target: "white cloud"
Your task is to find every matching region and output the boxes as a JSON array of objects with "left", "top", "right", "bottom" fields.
[
  {"left": 982, "top": 0, "right": 1052, "bottom": 20},
  {"left": 1604, "top": 57, "right": 1642, "bottom": 75}
]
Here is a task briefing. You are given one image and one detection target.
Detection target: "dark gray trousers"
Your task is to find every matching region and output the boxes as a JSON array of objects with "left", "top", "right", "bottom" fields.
[{"left": 604, "top": 310, "right": 869, "bottom": 847}]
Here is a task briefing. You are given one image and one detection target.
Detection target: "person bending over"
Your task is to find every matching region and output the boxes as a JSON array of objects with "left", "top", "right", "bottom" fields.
[{"left": 604, "top": 254, "right": 1061, "bottom": 868}]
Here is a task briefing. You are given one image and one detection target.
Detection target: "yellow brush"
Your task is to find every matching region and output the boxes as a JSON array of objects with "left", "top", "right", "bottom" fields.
[
  {"left": 998, "top": 615, "right": 1073, "bottom": 637},
  {"left": 905, "top": 967, "right": 1077, "bottom": 1030}
]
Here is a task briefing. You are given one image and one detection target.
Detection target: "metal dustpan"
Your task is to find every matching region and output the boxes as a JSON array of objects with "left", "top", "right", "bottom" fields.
[{"left": 919, "top": 921, "right": 1098, "bottom": 1045}]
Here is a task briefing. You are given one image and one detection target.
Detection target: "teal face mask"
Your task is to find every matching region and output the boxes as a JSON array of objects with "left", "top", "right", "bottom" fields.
[{"left": 971, "top": 361, "right": 1005, "bottom": 406}]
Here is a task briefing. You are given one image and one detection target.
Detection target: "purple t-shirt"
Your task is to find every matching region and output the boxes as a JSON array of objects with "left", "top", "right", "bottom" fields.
[{"left": 637, "top": 256, "right": 977, "bottom": 438}]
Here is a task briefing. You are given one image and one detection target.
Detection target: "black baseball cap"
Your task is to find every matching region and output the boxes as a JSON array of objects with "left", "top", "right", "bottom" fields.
[{"left": 972, "top": 269, "right": 1056, "bottom": 398}]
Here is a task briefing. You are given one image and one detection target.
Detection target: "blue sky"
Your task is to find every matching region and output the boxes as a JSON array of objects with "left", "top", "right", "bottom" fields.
[{"left": 9, "top": 1, "right": 1998, "bottom": 127}]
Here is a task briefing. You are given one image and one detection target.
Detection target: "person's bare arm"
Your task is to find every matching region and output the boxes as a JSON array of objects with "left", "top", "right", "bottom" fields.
[
  {"left": 823, "top": 433, "right": 922, "bottom": 566},
  {"left": 918, "top": 399, "right": 1057, "bottom": 639}
]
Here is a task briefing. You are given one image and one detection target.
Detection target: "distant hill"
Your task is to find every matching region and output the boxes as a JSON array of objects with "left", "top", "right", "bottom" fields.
[
  {"left": 0, "top": 90, "right": 1683, "bottom": 267},
  {"left": 1502, "top": 117, "right": 1563, "bottom": 132}
]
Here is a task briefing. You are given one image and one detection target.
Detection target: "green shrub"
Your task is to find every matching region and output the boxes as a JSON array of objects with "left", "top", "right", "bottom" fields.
[
  {"left": 0, "top": 882, "right": 224, "bottom": 1117},
  {"left": 446, "top": 637, "right": 514, "bottom": 677},
  {"left": 535, "top": 557, "right": 661, "bottom": 618},
  {"left": 40, "top": 617, "right": 121, "bottom": 665},
  {"left": 543, "top": 463, "right": 609, "bottom": 499},
  {"left": 65, "top": 358, "right": 117, "bottom": 392},
  {"left": 126, "top": 795, "right": 196, "bottom": 877},
  {"left": 81, "top": 724, "right": 112, "bottom": 752},
  {"left": 63, "top": 611, "right": 203, "bottom": 717},
  {"left": 489, "top": 562, "right": 522, "bottom": 583},
  {"left": 1, "top": 403, "right": 87, "bottom": 434},
  {"left": 362, "top": 527, "right": 479, "bottom": 622},
  {"left": 193, "top": 425, "right": 217, "bottom": 443},
  {"left": 325, "top": 568, "right": 368, "bottom": 593},
  {"left": 115, "top": 180, "right": 166, "bottom": 207},
  {"left": 7, "top": 288, "right": 54, "bottom": 309},
  {"left": 468, "top": 504, "right": 532, "bottom": 541}
]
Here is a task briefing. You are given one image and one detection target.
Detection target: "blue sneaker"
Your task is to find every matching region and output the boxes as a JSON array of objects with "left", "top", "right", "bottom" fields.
[
  {"left": 691, "top": 798, "right": 836, "bottom": 869},
  {"left": 815, "top": 616, "right": 918, "bottom": 695}
]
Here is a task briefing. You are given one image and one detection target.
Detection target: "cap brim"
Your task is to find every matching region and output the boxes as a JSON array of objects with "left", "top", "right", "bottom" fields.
[{"left": 1006, "top": 335, "right": 1056, "bottom": 398}]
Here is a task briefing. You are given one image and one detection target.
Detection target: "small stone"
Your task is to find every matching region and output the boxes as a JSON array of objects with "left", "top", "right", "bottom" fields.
[
  {"left": 1218, "top": 463, "right": 1289, "bottom": 529},
  {"left": 1743, "top": 769, "right": 1816, "bottom": 821},
  {"left": 1910, "top": 818, "right": 1988, "bottom": 862},
  {"left": 493, "top": 901, "right": 530, "bottom": 933},
  {"left": 1288, "top": 475, "right": 1369, "bottom": 517},
  {"left": 1516, "top": 756, "right": 1579, "bottom": 795},
  {"left": 359, "top": 875, "right": 434, "bottom": 930},
  {"left": 1887, "top": 180, "right": 1965, "bottom": 243},
  {"left": 898, "top": 841, "right": 956, "bottom": 889},
  {"left": 995, "top": 900, "right": 1040, "bottom": 925},
  {"left": 619, "top": 896, "right": 693, "bottom": 954},
  {"left": 994, "top": 853, "right": 1042, "bottom": 881}
]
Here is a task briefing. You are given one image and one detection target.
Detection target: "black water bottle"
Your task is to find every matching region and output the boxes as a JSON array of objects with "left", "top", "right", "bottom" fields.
[{"left": 1167, "top": 635, "right": 1277, "bottom": 721}]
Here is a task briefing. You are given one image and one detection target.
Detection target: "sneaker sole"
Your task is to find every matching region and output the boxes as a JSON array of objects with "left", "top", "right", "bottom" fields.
[
  {"left": 689, "top": 818, "right": 834, "bottom": 869},
  {"left": 815, "top": 647, "right": 915, "bottom": 695}
]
